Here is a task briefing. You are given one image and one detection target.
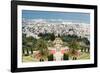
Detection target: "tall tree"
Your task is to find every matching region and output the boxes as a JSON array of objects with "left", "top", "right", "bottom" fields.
[{"left": 22, "top": 34, "right": 37, "bottom": 55}]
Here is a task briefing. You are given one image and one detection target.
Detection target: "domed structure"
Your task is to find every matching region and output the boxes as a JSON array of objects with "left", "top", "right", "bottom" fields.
[{"left": 53, "top": 38, "right": 63, "bottom": 51}]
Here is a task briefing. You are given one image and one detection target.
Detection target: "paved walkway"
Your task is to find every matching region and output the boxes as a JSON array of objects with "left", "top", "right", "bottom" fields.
[{"left": 54, "top": 51, "right": 63, "bottom": 61}]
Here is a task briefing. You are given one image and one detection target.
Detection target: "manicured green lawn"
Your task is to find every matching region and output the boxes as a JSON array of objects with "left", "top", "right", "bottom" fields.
[
  {"left": 77, "top": 52, "right": 90, "bottom": 60},
  {"left": 22, "top": 55, "right": 39, "bottom": 62}
]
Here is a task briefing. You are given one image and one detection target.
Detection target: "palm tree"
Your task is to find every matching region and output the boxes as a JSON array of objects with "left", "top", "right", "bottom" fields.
[
  {"left": 35, "top": 39, "right": 49, "bottom": 61},
  {"left": 68, "top": 40, "right": 80, "bottom": 60}
]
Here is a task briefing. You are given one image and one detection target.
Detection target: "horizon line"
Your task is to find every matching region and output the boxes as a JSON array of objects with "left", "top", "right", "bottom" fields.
[{"left": 22, "top": 18, "right": 90, "bottom": 24}]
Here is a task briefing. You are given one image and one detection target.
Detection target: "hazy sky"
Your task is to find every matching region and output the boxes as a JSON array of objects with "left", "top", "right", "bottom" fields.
[{"left": 22, "top": 10, "right": 90, "bottom": 24}]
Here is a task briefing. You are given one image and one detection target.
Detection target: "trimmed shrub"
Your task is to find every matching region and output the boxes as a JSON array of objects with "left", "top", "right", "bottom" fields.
[
  {"left": 48, "top": 54, "right": 54, "bottom": 61},
  {"left": 73, "top": 57, "right": 77, "bottom": 60},
  {"left": 40, "top": 58, "right": 44, "bottom": 62},
  {"left": 63, "top": 53, "right": 69, "bottom": 60}
]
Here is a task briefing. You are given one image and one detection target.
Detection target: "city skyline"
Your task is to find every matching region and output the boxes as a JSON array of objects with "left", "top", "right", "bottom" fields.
[{"left": 22, "top": 10, "right": 90, "bottom": 24}]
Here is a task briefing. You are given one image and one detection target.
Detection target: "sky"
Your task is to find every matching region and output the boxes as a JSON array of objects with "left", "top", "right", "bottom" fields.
[{"left": 22, "top": 10, "right": 90, "bottom": 24}]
